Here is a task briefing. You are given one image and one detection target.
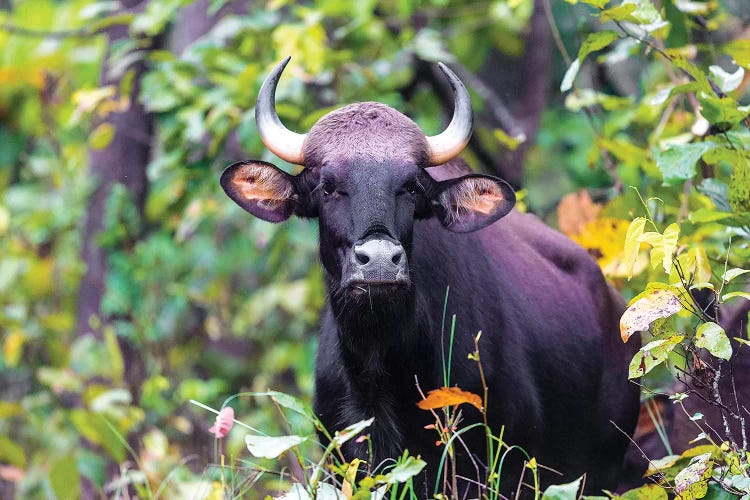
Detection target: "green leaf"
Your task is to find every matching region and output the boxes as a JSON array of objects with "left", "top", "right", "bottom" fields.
[
  {"left": 722, "top": 292, "right": 750, "bottom": 303},
  {"left": 70, "top": 409, "right": 126, "bottom": 462},
  {"left": 563, "top": 0, "right": 609, "bottom": 7},
  {"left": 689, "top": 208, "right": 750, "bottom": 227},
  {"left": 89, "top": 123, "right": 115, "bottom": 150},
  {"left": 624, "top": 217, "right": 647, "bottom": 280},
  {"left": 628, "top": 336, "right": 684, "bottom": 379},
  {"left": 0, "top": 435, "right": 26, "bottom": 467},
  {"left": 722, "top": 268, "right": 749, "bottom": 283},
  {"left": 698, "top": 93, "right": 750, "bottom": 131},
  {"left": 654, "top": 142, "right": 717, "bottom": 185},
  {"left": 246, "top": 391, "right": 314, "bottom": 419},
  {"left": 696, "top": 178, "right": 730, "bottom": 211},
  {"left": 671, "top": 58, "right": 713, "bottom": 94},
  {"left": 385, "top": 455, "right": 427, "bottom": 484},
  {"left": 542, "top": 476, "right": 582, "bottom": 500},
  {"left": 600, "top": 3, "right": 637, "bottom": 22},
  {"left": 723, "top": 39, "right": 750, "bottom": 69},
  {"left": 578, "top": 31, "right": 621, "bottom": 63},
  {"left": 615, "top": 484, "right": 668, "bottom": 500},
  {"left": 245, "top": 434, "right": 307, "bottom": 458},
  {"left": 51, "top": 455, "right": 81, "bottom": 500},
  {"left": 695, "top": 322, "right": 732, "bottom": 360},
  {"left": 103, "top": 326, "right": 124, "bottom": 384},
  {"left": 493, "top": 129, "right": 526, "bottom": 151}
]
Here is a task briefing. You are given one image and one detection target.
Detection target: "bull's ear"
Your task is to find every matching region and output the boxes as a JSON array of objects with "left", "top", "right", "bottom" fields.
[
  {"left": 432, "top": 174, "right": 515, "bottom": 233},
  {"left": 220, "top": 161, "right": 298, "bottom": 223}
]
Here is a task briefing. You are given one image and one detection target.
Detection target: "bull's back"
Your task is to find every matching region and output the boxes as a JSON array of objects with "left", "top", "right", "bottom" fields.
[{"left": 411, "top": 210, "right": 639, "bottom": 491}]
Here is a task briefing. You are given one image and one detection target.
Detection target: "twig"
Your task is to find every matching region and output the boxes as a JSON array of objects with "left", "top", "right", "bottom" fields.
[
  {"left": 713, "top": 363, "right": 739, "bottom": 450},
  {"left": 0, "top": 22, "right": 96, "bottom": 39}
]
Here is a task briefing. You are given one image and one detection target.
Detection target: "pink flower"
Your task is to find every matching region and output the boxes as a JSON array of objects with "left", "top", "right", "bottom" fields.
[{"left": 209, "top": 406, "right": 235, "bottom": 439}]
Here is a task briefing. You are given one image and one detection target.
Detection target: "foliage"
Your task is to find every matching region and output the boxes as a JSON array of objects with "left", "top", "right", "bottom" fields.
[{"left": 557, "top": 0, "right": 750, "bottom": 497}]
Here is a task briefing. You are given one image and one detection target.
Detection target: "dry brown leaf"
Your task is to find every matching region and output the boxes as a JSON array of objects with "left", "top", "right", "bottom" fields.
[
  {"left": 417, "top": 387, "right": 483, "bottom": 411},
  {"left": 557, "top": 190, "right": 602, "bottom": 236}
]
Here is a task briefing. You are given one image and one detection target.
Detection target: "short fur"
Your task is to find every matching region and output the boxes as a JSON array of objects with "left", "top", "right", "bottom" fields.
[{"left": 222, "top": 101, "right": 640, "bottom": 498}]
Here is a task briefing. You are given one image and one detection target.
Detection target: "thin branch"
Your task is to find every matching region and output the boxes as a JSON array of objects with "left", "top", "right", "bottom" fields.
[{"left": 1, "top": 22, "right": 97, "bottom": 39}]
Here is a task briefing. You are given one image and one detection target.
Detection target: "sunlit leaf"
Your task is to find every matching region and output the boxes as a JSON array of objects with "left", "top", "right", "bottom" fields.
[
  {"left": 245, "top": 434, "right": 306, "bottom": 459},
  {"left": 578, "top": 31, "right": 620, "bottom": 64},
  {"left": 624, "top": 217, "right": 647, "bottom": 280},
  {"left": 661, "top": 223, "right": 680, "bottom": 274},
  {"left": 600, "top": 3, "right": 637, "bottom": 22},
  {"left": 722, "top": 291, "right": 750, "bottom": 303},
  {"left": 695, "top": 322, "right": 731, "bottom": 360},
  {"left": 617, "top": 483, "right": 668, "bottom": 500},
  {"left": 723, "top": 39, "right": 750, "bottom": 69},
  {"left": 654, "top": 142, "right": 718, "bottom": 185},
  {"left": 709, "top": 65, "right": 744, "bottom": 93},
  {"left": 333, "top": 418, "right": 375, "bottom": 446},
  {"left": 50, "top": 455, "right": 81, "bottom": 500},
  {"left": 0, "top": 436, "right": 26, "bottom": 467},
  {"left": 674, "top": 452, "right": 712, "bottom": 499},
  {"left": 89, "top": 123, "right": 115, "bottom": 150},
  {"left": 698, "top": 93, "right": 750, "bottom": 131},
  {"left": 560, "top": 58, "right": 580, "bottom": 92},
  {"left": 621, "top": 289, "right": 683, "bottom": 342},
  {"left": 493, "top": 129, "right": 526, "bottom": 151},
  {"left": 3, "top": 330, "right": 24, "bottom": 368},
  {"left": 385, "top": 456, "right": 427, "bottom": 484},
  {"left": 722, "top": 268, "right": 749, "bottom": 283},
  {"left": 541, "top": 475, "right": 582, "bottom": 500},
  {"left": 563, "top": 0, "right": 609, "bottom": 7},
  {"left": 417, "top": 387, "right": 483, "bottom": 411},
  {"left": 628, "top": 336, "right": 683, "bottom": 379}
]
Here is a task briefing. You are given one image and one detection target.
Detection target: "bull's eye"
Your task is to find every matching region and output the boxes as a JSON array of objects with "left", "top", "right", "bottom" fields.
[
  {"left": 399, "top": 180, "right": 418, "bottom": 196},
  {"left": 321, "top": 181, "right": 335, "bottom": 196}
]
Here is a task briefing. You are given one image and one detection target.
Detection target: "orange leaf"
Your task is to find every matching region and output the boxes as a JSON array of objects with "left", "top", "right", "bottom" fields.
[
  {"left": 557, "top": 190, "right": 602, "bottom": 237},
  {"left": 417, "top": 387, "right": 483, "bottom": 411}
]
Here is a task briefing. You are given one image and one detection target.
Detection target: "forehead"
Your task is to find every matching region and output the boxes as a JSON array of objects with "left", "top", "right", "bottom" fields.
[{"left": 303, "top": 102, "right": 429, "bottom": 168}]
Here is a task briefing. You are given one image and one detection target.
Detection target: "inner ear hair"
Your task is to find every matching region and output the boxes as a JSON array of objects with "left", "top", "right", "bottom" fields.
[
  {"left": 441, "top": 177, "right": 506, "bottom": 221},
  {"left": 230, "top": 162, "right": 296, "bottom": 206}
]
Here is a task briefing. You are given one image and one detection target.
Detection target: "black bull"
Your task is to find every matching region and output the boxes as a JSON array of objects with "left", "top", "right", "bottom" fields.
[{"left": 221, "top": 58, "right": 640, "bottom": 496}]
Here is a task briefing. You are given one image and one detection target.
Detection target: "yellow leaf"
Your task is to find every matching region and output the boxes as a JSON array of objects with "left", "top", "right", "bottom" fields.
[
  {"left": 417, "top": 387, "right": 483, "bottom": 411},
  {"left": 569, "top": 218, "right": 633, "bottom": 276},
  {"left": 624, "top": 217, "right": 647, "bottom": 280},
  {"left": 661, "top": 223, "right": 680, "bottom": 274},
  {"left": 0, "top": 206, "right": 9, "bottom": 235},
  {"left": 3, "top": 331, "right": 24, "bottom": 368},
  {"left": 694, "top": 247, "right": 712, "bottom": 284},
  {"left": 89, "top": 123, "right": 115, "bottom": 150},
  {"left": 620, "top": 289, "right": 683, "bottom": 342}
]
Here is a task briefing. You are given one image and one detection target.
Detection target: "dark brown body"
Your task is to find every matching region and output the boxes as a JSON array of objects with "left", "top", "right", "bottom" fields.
[
  {"left": 313, "top": 162, "right": 640, "bottom": 497},
  {"left": 222, "top": 59, "right": 641, "bottom": 498}
]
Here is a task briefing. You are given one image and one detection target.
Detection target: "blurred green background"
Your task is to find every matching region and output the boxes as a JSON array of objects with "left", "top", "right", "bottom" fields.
[{"left": 0, "top": 0, "right": 748, "bottom": 497}]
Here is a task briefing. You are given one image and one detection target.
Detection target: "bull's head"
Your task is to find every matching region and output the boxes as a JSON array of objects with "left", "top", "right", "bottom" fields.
[{"left": 221, "top": 57, "right": 515, "bottom": 301}]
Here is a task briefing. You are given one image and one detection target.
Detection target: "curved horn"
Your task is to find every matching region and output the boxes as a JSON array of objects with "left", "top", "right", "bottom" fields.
[
  {"left": 426, "top": 63, "right": 474, "bottom": 166},
  {"left": 256, "top": 57, "right": 307, "bottom": 165}
]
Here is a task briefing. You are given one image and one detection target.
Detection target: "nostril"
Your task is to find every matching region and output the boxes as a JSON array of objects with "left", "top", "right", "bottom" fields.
[
  {"left": 392, "top": 252, "right": 402, "bottom": 265},
  {"left": 354, "top": 249, "right": 370, "bottom": 265}
]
